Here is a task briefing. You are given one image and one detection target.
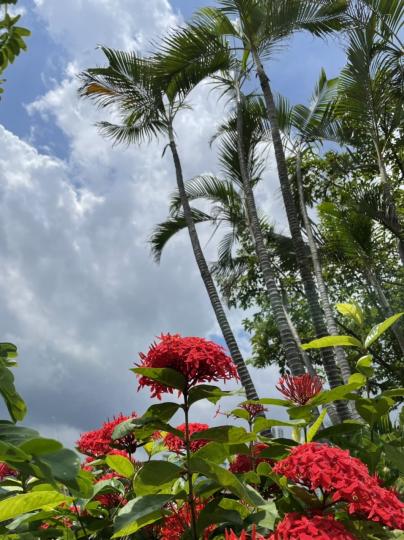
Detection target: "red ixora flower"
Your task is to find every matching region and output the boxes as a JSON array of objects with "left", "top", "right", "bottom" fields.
[
  {"left": 95, "top": 472, "right": 127, "bottom": 509},
  {"left": 269, "top": 513, "right": 357, "bottom": 540},
  {"left": 225, "top": 525, "right": 266, "bottom": 539},
  {"left": 76, "top": 413, "right": 137, "bottom": 457},
  {"left": 274, "top": 443, "right": 404, "bottom": 531},
  {"left": 164, "top": 423, "right": 209, "bottom": 454},
  {"left": 240, "top": 402, "right": 266, "bottom": 420},
  {"left": 0, "top": 462, "right": 18, "bottom": 480},
  {"left": 137, "top": 334, "right": 238, "bottom": 399},
  {"left": 276, "top": 374, "right": 322, "bottom": 405},
  {"left": 160, "top": 501, "right": 215, "bottom": 540},
  {"left": 229, "top": 444, "right": 272, "bottom": 474}
]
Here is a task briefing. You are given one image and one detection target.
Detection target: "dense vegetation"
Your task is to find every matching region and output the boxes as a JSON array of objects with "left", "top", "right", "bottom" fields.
[{"left": 0, "top": 0, "right": 402, "bottom": 538}]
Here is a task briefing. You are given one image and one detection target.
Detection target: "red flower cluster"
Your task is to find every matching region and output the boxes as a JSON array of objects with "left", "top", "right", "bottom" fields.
[
  {"left": 160, "top": 501, "right": 215, "bottom": 540},
  {"left": 164, "top": 423, "right": 209, "bottom": 454},
  {"left": 137, "top": 334, "right": 238, "bottom": 398},
  {"left": 95, "top": 472, "right": 127, "bottom": 509},
  {"left": 269, "top": 513, "right": 357, "bottom": 540},
  {"left": 276, "top": 374, "right": 322, "bottom": 405},
  {"left": 274, "top": 443, "right": 404, "bottom": 530},
  {"left": 77, "top": 414, "right": 137, "bottom": 457},
  {"left": 0, "top": 462, "right": 17, "bottom": 480},
  {"left": 230, "top": 444, "right": 272, "bottom": 474},
  {"left": 225, "top": 525, "right": 266, "bottom": 539}
]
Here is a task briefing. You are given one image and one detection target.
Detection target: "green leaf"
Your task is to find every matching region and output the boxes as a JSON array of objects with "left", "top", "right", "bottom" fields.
[
  {"left": 381, "top": 388, "right": 404, "bottom": 398},
  {"left": 356, "top": 355, "right": 374, "bottom": 378},
  {"left": 192, "top": 441, "right": 232, "bottom": 464},
  {"left": 35, "top": 448, "right": 80, "bottom": 488},
  {"left": 253, "top": 417, "right": 306, "bottom": 432},
  {"left": 0, "top": 423, "right": 39, "bottom": 445},
  {"left": 0, "top": 365, "right": 27, "bottom": 422},
  {"left": 0, "top": 491, "right": 70, "bottom": 522},
  {"left": 19, "top": 438, "right": 63, "bottom": 455},
  {"left": 105, "top": 454, "right": 135, "bottom": 478},
  {"left": 356, "top": 397, "right": 394, "bottom": 428},
  {"left": 191, "top": 426, "right": 254, "bottom": 444},
  {"left": 247, "top": 502, "right": 278, "bottom": 529},
  {"left": 384, "top": 444, "right": 404, "bottom": 474},
  {"left": 112, "top": 495, "right": 173, "bottom": 538},
  {"left": 364, "top": 312, "right": 404, "bottom": 349},
  {"left": 132, "top": 367, "right": 186, "bottom": 392},
  {"left": 134, "top": 461, "right": 183, "bottom": 495},
  {"left": 336, "top": 303, "right": 364, "bottom": 327},
  {"left": 313, "top": 422, "right": 364, "bottom": 441},
  {"left": 197, "top": 500, "right": 243, "bottom": 533},
  {"left": 242, "top": 398, "right": 291, "bottom": 407},
  {"left": 188, "top": 384, "right": 236, "bottom": 406},
  {"left": 0, "top": 343, "right": 17, "bottom": 359},
  {"left": 0, "top": 440, "right": 30, "bottom": 462},
  {"left": 301, "top": 335, "right": 362, "bottom": 350},
  {"left": 348, "top": 373, "right": 367, "bottom": 387},
  {"left": 142, "top": 402, "right": 181, "bottom": 422},
  {"left": 307, "top": 409, "right": 328, "bottom": 442}
]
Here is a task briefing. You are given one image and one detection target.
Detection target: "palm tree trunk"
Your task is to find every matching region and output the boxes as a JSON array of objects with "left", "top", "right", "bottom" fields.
[
  {"left": 295, "top": 152, "right": 352, "bottom": 384},
  {"left": 235, "top": 93, "right": 305, "bottom": 377},
  {"left": 167, "top": 121, "right": 260, "bottom": 400},
  {"left": 251, "top": 49, "right": 352, "bottom": 421},
  {"left": 366, "top": 269, "right": 404, "bottom": 354}
]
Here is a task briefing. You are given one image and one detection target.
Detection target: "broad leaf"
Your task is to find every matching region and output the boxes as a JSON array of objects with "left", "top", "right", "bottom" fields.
[
  {"left": 356, "top": 355, "right": 374, "bottom": 378},
  {"left": 336, "top": 303, "right": 364, "bottom": 326},
  {"left": 131, "top": 367, "right": 186, "bottom": 392},
  {"left": 0, "top": 491, "right": 70, "bottom": 522},
  {"left": 191, "top": 426, "right": 254, "bottom": 444},
  {"left": 134, "top": 461, "right": 183, "bottom": 495},
  {"left": 313, "top": 422, "right": 364, "bottom": 441},
  {"left": 301, "top": 335, "right": 362, "bottom": 350},
  {"left": 307, "top": 409, "right": 327, "bottom": 442},
  {"left": 241, "top": 398, "right": 291, "bottom": 407},
  {"left": 364, "top": 312, "right": 404, "bottom": 348},
  {"left": 19, "top": 438, "right": 63, "bottom": 456},
  {"left": 188, "top": 384, "right": 236, "bottom": 406},
  {"left": 105, "top": 454, "right": 135, "bottom": 478},
  {"left": 356, "top": 397, "right": 394, "bottom": 428},
  {"left": 0, "top": 365, "right": 27, "bottom": 422},
  {"left": 112, "top": 495, "right": 173, "bottom": 538}
]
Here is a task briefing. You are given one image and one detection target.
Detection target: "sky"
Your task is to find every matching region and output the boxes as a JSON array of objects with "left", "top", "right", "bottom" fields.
[{"left": 0, "top": 0, "right": 347, "bottom": 448}]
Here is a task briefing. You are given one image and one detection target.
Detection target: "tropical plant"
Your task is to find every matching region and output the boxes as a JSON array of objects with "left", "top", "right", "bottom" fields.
[{"left": 78, "top": 48, "right": 260, "bottom": 401}]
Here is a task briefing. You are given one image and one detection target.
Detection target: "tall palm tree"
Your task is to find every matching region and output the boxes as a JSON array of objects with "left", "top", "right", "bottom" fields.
[
  {"left": 154, "top": 0, "right": 352, "bottom": 420},
  {"left": 78, "top": 48, "right": 260, "bottom": 401},
  {"left": 336, "top": 1, "right": 403, "bottom": 263},
  {"left": 275, "top": 70, "right": 353, "bottom": 385}
]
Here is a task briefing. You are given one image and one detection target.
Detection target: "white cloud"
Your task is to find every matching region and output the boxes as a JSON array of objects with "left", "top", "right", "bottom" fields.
[{"left": 0, "top": 0, "right": 286, "bottom": 448}]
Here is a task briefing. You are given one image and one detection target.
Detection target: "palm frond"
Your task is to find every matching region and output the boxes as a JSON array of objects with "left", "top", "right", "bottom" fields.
[{"left": 150, "top": 208, "right": 212, "bottom": 262}]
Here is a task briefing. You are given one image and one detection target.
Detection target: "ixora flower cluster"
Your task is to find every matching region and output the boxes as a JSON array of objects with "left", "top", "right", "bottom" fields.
[{"left": 42, "top": 335, "right": 402, "bottom": 540}]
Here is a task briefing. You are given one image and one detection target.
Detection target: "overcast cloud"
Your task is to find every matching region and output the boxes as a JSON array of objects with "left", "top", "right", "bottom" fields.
[{"left": 0, "top": 0, "right": 289, "bottom": 448}]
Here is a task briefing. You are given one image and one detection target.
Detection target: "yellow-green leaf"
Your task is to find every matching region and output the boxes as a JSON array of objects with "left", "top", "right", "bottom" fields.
[
  {"left": 307, "top": 409, "right": 327, "bottom": 442},
  {"left": 301, "top": 335, "right": 362, "bottom": 350},
  {"left": 105, "top": 454, "right": 135, "bottom": 479},
  {"left": 364, "top": 313, "right": 403, "bottom": 349},
  {"left": 0, "top": 491, "right": 70, "bottom": 522},
  {"left": 336, "top": 303, "right": 364, "bottom": 327}
]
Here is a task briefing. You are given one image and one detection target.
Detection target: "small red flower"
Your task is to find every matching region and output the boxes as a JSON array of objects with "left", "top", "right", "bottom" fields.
[
  {"left": 274, "top": 443, "right": 404, "bottom": 531},
  {"left": 240, "top": 403, "right": 266, "bottom": 420},
  {"left": 77, "top": 413, "right": 137, "bottom": 457},
  {"left": 230, "top": 444, "right": 272, "bottom": 474},
  {"left": 0, "top": 462, "right": 17, "bottom": 480},
  {"left": 276, "top": 374, "right": 322, "bottom": 405},
  {"left": 225, "top": 525, "right": 266, "bottom": 539},
  {"left": 137, "top": 334, "right": 238, "bottom": 399},
  {"left": 269, "top": 513, "right": 357, "bottom": 539},
  {"left": 164, "top": 423, "right": 209, "bottom": 454},
  {"left": 160, "top": 501, "right": 215, "bottom": 540}
]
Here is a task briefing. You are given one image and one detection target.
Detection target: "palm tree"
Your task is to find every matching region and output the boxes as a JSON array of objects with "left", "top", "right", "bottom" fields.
[
  {"left": 78, "top": 48, "right": 260, "bottom": 401},
  {"left": 319, "top": 200, "right": 404, "bottom": 354},
  {"left": 336, "top": 1, "right": 403, "bottom": 263},
  {"left": 154, "top": 1, "right": 352, "bottom": 419},
  {"left": 275, "top": 70, "right": 353, "bottom": 385}
]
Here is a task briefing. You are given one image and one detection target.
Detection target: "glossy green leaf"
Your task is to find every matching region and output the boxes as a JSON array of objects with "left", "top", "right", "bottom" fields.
[
  {"left": 0, "top": 491, "right": 70, "bottom": 522},
  {"left": 134, "top": 461, "right": 183, "bottom": 495},
  {"left": 35, "top": 448, "right": 80, "bottom": 487},
  {"left": 242, "top": 398, "right": 291, "bottom": 407},
  {"left": 384, "top": 444, "right": 404, "bottom": 474},
  {"left": 356, "top": 397, "right": 394, "bottom": 427},
  {"left": 381, "top": 388, "right": 404, "bottom": 398},
  {"left": 356, "top": 355, "right": 374, "bottom": 377},
  {"left": 191, "top": 426, "right": 254, "bottom": 444},
  {"left": 0, "top": 423, "right": 39, "bottom": 445},
  {"left": 364, "top": 312, "right": 404, "bottom": 348},
  {"left": 192, "top": 441, "right": 232, "bottom": 464},
  {"left": 0, "top": 365, "right": 27, "bottom": 422},
  {"left": 247, "top": 502, "right": 278, "bottom": 529},
  {"left": 188, "top": 384, "right": 236, "bottom": 406},
  {"left": 313, "top": 422, "right": 364, "bottom": 441},
  {"left": 253, "top": 417, "right": 306, "bottom": 432},
  {"left": 112, "top": 495, "right": 173, "bottom": 538},
  {"left": 336, "top": 303, "right": 364, "bottom": 326},
  {"left": 0, "top": 343, "right": 17, "bottom": 359},
  {"left": 307, "top": 409, "right": 327, "bottom": 442},
  {"left": 105, "top": 454, "right": 135, "bottom": 478},
  {"left": 19, "top": 438, "right": 63, "bottom": 456},
  {"left": 0, "top": 440, "right": 30, "bottom": 462},
  {"left": 142, "top": 402, "right": 181, "bottom": 422},
  {"left": 132, "top": 367, "right": 186, "bottom": 392},
  {"left": 301, "top": 335, "right": 362, "bottom": 350}
]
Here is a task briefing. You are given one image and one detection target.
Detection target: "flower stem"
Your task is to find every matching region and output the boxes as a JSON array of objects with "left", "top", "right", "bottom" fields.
[{"left": 183, "top": 389, "right": 198, "bottom": 540}]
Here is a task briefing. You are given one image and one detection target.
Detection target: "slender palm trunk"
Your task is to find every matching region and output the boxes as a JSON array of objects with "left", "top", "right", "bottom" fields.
[
  {"left": 167, "top": 121, "right": 260, "bottom": 400},
  {"left": 366, "top": 269, "right": 404, "bottom": 354},
  {"left": 251, "top": 49, "right": 352, "bottom": 421},
  {"left": 295, "top": 152, "right": 352, "bottom": 384},
  {"left": 235, "top": 93, "right": 305, "bottom": 376}
]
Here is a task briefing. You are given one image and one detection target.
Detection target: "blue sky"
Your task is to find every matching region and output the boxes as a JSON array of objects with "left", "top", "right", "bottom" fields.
[{"left": 0, "top": 0, "right": 347, "bottom": 447}]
